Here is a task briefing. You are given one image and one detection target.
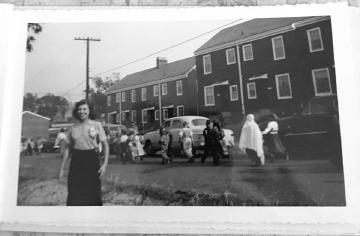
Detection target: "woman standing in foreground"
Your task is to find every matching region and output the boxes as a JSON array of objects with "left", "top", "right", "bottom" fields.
[
  {"left": 59, "top": 100, "right": 109, "bottom": 206},
  {"left": 239, "top": 114, "right": 265, "bottom": 166}
]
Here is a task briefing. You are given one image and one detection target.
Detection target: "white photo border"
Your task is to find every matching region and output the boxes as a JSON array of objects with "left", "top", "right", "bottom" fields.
[{"left": 1, "top": 3, "right": 360, "bottom": 234}]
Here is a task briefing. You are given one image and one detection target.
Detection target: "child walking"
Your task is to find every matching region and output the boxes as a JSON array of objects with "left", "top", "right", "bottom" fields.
[{"left": 159, "top": 127, "right": 171, "bottom": 164}]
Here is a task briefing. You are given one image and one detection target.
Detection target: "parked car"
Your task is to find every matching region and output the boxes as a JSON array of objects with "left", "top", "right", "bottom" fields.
[
  {"left": 42, "top": 132, "right": 59, "bottom": 153},
  {"left": 257, "top": 95, "right": 341, "bottom": 164},
  {"left": 258, "top": 95, "right": 339, "bottom": 134},
  {"left": 143, "top": 116, "right": 235, "bottom": 157}
]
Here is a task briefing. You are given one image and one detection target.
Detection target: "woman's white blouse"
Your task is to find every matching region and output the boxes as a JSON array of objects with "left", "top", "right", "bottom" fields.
[{"left": 66, "top": 119, "right": 107, "bottom": 150}]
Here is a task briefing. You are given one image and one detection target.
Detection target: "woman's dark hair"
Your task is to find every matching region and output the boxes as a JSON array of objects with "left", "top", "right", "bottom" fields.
[
  {"left": 121, "top": 128, "right": 128, "bottom": 135},
  {"left": 60, "top": 128, "right": 65, "bottom": 132},
  {"left": 206, "top": 120, "right": 211, "bottom": 128},
  {"left": 267, "top": 113, "right": 277, "bottom": 122},
  {"left": 72, "top": 99, "right": 96, "bottom": 121},
  {"left": 213, "top": 120, "right": 221, "bottom": 130}
]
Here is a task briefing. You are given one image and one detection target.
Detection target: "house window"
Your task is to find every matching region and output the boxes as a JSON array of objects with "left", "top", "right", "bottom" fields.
[
  {"left": 161, "top": 83, "right": 168, "bottom": 95},
  {"left": 131, "top": 90, "right": 136, "bottom": 102},
  {"left": 121, "top": 92, "right": 126, "bottom": 102},
  {"left": 230, "top": 85, "right": 239, "bottom": 101},
  {"left": 272, "top": 36, "right": 286, "bottom": 60},
  {"left": 312, "top": 68, "right": 332, "bottom": 96},
  {"left": 142, "top": 109, "right": 148, "bottom": 123},
  {"left": 107, "top": 95, "right": 111, "bottom": 106},
  {"left": 155, "top": 110, "right": 159, "bottom": 120},
  {"left": 203, "top": 54, "right": 212, "bottom": 75},
  {"left": 226, "top": 48, "right": 236, "bottom": 65},
  {"left": 163, "top": 109, "right": 169, "bottom": 120},
  {"left": 275, "top": 73, "right": 293, "bottom": 99},
  {"left": 141, "top": 87, "right": 147, "bottom": 101},
  {"left": 247, "top": 82, "right": 257, "bottom": 99},
  {"left": 107, "top": 113, "right": 111, "bottom": 124},
  {"left": 176, "top": 80, "right": 183, "bottom": 96},
  {"left": 177, "top": 105, "right": 184, "bottom": 116},
  {"left": 115, "top": 93, "right": 121, "bottom": 103},
  {"left": 116, "top": 113, "right": 121, "bottom": 123},
  {"left": 307, "top": 27, "right": 324, "bottom": 52},
  {"left": 153, "top": 85, "right": 159, "bottom": 97},
  {"left": 242, "top": 44, "right": 254, "bottom": 61},
  {"left": 131, "top": 110, "right": 136, "bottom": 123},
  {"left": 204, "top": 86, "right": 215, "bottom": 106}
]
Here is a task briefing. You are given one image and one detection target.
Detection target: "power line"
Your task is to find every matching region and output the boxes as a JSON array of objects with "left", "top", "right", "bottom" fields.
[
  {"left": 60, "top": 18, "right": 243, "bottom": 97},
  {"left": 93, "top": 17, "right": 243, "bottom": 77}
]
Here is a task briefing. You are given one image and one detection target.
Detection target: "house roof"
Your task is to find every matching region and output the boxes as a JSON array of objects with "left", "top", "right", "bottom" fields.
[
  {"left": 22, "top": 111, "right": 51, "bottom": 121},
  {"left": 194, "top": 17, "right": 319, "bottom": 54},
  {"left": 106, "top": 57, "right": 195, "bottom": 94}
]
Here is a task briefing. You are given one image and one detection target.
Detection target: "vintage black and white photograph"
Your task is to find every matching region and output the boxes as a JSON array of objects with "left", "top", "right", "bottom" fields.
[{"left": 17, "top": 15, "right": 346, "bottom": 206}]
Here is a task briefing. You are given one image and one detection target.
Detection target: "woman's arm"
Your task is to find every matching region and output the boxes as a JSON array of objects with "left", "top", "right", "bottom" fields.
[
  {"left": 98, "top": 139, "right": 109, "bottom": 177},
  {"left": 58, "top": 145, "right": 69, "bottom": 182},
  {"left": 262, "top": 122, "right": 272, "bottom": 135}
]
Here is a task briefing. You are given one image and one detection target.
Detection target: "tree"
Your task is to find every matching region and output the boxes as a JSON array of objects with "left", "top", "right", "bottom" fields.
[
  {"left": 23, "top": 93, "right": 38, "bottom": 112},
  {"left": 89, "top": 77, "right": 115, "bottom": 117},
  {"left": 36, "top": 93, "right": 69, "bottom": 120},
  {"left": 27, "top": 23, "right": 42, "bottom": 52},
  {"left": 22, "top": 93, "right": 70, "bottom": 121}
]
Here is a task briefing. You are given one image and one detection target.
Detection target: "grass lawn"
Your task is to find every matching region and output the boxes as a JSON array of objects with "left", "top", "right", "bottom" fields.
[{"left": 17, "top": 152, "right": 346, "bottom": 206}]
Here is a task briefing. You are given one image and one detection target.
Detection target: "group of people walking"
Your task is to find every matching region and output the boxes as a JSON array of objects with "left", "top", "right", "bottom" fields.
[
  {"left": 112, "top": 127, "right": 145, "bottom": 163},
  {"left": 20, "top": 137, "right": 44, "bottom": 156},
  {"left": 158, "top": 119, "right": 230, "bottom": 166}
]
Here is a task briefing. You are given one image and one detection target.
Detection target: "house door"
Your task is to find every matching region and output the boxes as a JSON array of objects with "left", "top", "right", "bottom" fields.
[
  {"left": 214, "top": 86, "right": 229, "bottom": 114},
  {"left": 148, "top": 110, "right": 155, "bottom": 130},
  {"left": 168, "top": 108, "right": 175, "bottom": 118},
  {"left": 255, "top": 79, "right": 272, "bottom": 109}
]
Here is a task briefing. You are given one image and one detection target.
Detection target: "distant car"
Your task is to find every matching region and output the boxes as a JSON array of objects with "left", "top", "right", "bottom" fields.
[
  {"left": 42, "top": 133, "right": 59, "bottom": 153},
  {"left": 143, "top": 116, "right": 235, "bottom": 156}
]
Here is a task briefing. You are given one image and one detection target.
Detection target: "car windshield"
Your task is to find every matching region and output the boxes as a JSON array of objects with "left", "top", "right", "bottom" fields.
[
  {"left": 191, "top": 118, "right": 207, "bottom": 127},
  {"left": 302, "top": 97, "right": 338, "bottom": 115},
  {"left": 171, "top": 120, "right": 183, "bottom": 129}
]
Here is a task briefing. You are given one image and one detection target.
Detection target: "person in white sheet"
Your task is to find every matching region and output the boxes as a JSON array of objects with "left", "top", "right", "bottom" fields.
[
  {"left": 179, "top": 121, "right": 195, "bottom": 163},
  {"left": 239, "top": 114, "right": 265, "bottom": 166}
]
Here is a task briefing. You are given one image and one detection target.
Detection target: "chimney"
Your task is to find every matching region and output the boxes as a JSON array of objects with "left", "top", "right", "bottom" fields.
[{"left": 156, "top": 57, "right": 168, "bottom": 68}]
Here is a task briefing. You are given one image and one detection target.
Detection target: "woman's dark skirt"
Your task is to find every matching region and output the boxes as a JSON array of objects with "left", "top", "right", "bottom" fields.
[
  {"left": 67, "top": 149, "right": 102, "bottom": 206},
  {"left": 264, "top": 133, "right": 286, "bottom": 154}
]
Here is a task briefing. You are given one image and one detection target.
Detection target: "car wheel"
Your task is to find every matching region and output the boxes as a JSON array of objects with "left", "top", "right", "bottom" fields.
[{"left": 144, "top": 140, "right": 153, "bottom": 155}]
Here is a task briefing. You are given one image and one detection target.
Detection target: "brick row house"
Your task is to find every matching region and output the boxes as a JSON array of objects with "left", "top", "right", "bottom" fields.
[
  {"left": 194, "top": 16, "right": 336, "bottom": 121},
  {"left": 105, "top": 57, "right": 198, "bottom": 131}
]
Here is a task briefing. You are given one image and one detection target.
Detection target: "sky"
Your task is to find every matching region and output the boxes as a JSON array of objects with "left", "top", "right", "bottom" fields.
[{"left": 24, "top": 19, "right": 243, "bottom": 103}]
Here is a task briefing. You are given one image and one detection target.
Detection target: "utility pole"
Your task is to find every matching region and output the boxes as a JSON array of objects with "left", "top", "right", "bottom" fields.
[{"left": 74, "top": 37, "right": 100, "bottom": 101}]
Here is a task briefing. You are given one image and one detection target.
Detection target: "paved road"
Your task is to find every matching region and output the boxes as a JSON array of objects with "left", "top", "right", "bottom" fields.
[{"left": 19, "top": 151, "right": 346, "bottom": 206}]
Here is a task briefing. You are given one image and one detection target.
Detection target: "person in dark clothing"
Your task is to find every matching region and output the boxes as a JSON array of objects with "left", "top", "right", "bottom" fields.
[
  {"left": 210, "top": 120, "right": 224, "bottom": 166},
  {"left": 167, "top": 132, "right": 173, "bottom": 161},
  {"left": 159, "top": 127, "right": 171, "bottom": 164},
  {"left": 201, "top": 120, "right": 213, "bottom": 163}
]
